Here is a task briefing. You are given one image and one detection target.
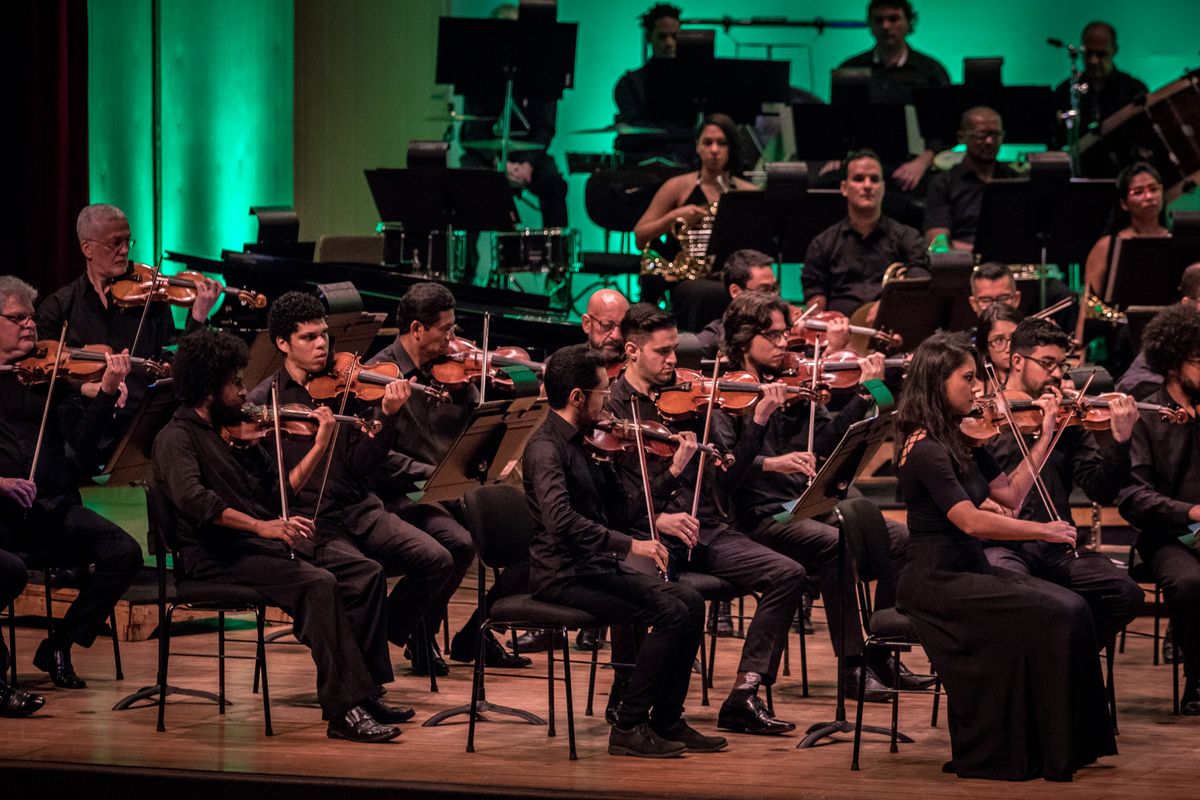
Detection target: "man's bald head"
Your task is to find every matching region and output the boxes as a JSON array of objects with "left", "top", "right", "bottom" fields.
[
  {"left": 582, "top": 289, "right": 630, "bottom": 364},
  {"left": 1180, "top": 262, "right": 1200, "bottom": 307}
]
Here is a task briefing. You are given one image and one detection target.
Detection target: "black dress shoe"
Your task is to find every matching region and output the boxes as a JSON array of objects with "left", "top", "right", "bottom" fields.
[
  {"left": 843, "top": 665, "right": 891, "bottom": 704},
  {"left": 1182, "top": 678, "right": 1200, "bottom": 716},
  {"left": 483, "top": 634, "right": 532, "bottom": 668},
  {"left": 870, "top": 655, "right": 936, "bottom": 690},
  {"left": 513, "top": 630, "right": 552, "bottom": 653},
  {"left": 362, "top": 696, "right": 415, "bottom": 724},
  {"left": 33, "top": 640, "right": 86, "bottom": 689},
  {"left": 404, "top": 641, "right": 449, "bottom": 677},
  {"left": 327, "top": 705, "right": 401, "bottom": 743},
  {"left": 0, "top": 681, "right": 45, "bottom": 718},
  {"left": 716, "top": 692, "right": 796, "bottom": 735},
  {"left": 653, "top": 719, "right": 727, "bottom": 752},
  {"left": 608, "top": 722, "right": 686, "bottom": 758},
  {"left": 448, "top": 628, "right": 477, "bottom": 664},
  {"left": 575, "top": 628, "right": 601, "bottom": 652}
]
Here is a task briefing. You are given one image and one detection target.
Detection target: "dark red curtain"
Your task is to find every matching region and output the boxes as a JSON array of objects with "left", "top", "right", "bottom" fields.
[{"left": 13, "top": 0, "right": 89, "bottom": 299}]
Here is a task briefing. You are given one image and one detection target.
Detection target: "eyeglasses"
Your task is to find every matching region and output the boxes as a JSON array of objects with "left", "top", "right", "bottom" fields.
[
  {"left": 986, "top": 334, "right": 1012, "bottom": 349},
  {"left": 975, "top": 293, "right": 1016, "bottom": 308},
  {"left": 1127, "top": 183, "right": 1163, "bottom": 198},
  {"left": 582, "top": 388, "right": 611, "bottom": 397},
  {"left": 1018, "top": 352, "right": 1074, "bottom": 374},
  {"left": 758, "top": 328, "right": 791, "bottom": 344},
  {"left": 588, "top": 318, "right": 621, "bottom": 334},
  {"left": 84, "top": 237, "right": 135, "bottom": 251},
  {"left": 0, "top": 312, "right": 34, "bottom": 326}
]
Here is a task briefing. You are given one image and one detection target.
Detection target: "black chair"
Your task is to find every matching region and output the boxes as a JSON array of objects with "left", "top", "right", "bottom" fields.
[
  {"left": 140, "top": 482, "right": 274, "bottom": 735},
  {"left": 840, "top": 497, "right": 941, "bottom": 771},
  {"left": 461, "top": 483, "right": 603, "bottom": 760},
  {"left": 1123, "top": 544, "right": 1181, "bottom": 715}
]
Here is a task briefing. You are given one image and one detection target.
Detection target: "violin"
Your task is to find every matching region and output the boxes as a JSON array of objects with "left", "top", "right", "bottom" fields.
[
  {"left": 787, "top": 310, "right": 903, "bottom": 352},
  {"left": 307, "top": 352, "right": 449, "bottom": 404},
  {"left": 652, "top": 368, "right": 829, "bottom": 422},
  {"left": 430, "top": 336, "right": 544, "bottom": 391},
  {"left": 782, "top": 350, "right": 909, "bottom": 391},
  {"left": 961, "top": 389, "right": 1187, "bottom": 447},
  {"left": 109, "top": 262, "right": 267, "bottom": 309},
  {"left": 6, "top": 340, "right": 168, "bottom": 385},
  {"left": 584, "top": 415, "right": 734, "bottom": 468},
  {"left": 220, "top": 402, "right": 381, "bottom": 448},
  {"left": 1060, "top": 391, "right": 1188, "bottom": 426}
]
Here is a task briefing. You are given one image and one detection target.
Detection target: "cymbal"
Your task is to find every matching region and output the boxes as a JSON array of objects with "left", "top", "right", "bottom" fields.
[
  {"left": 426, "top": 112, "right": 496, "bottom": 122},
  {"left": 460, "top": 139, "right": 546, "bottom": 152},
  {"left": 571, "top": 123, "right": 667, "bottom": 135}
]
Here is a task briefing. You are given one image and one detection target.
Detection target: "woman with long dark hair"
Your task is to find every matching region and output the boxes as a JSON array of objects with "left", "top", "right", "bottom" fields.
[
  {"left": 975, "top": 302, "right": 1025, "bottom": 390},
  {"left": 894, "top": 332, "right": 1116, "bottom": 781}
]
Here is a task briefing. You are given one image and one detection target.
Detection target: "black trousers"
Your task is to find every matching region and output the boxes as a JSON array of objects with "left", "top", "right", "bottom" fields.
[
  {"left": 0, "top": 548, "right": 27, "bottom": 669},
  {"left": 1142, "top": 541, "right": 1200, "bottom": 682},
  {"left": 985, "top": 541, "right": 1144, "bottom": 647},
  {"left": 536, "top": 572, "right": 704, "bottom": 728},
  {"left": 396, "top": 502, "right": 474, "bottom": 640},
  {"left": 0, "top": 502, "right": 141, "bottom": 649},
  {"left": 350, "top": 507, "right": 457, "bottom": 649},
  {"left": 748, "top": 516, "right": 897, "bottom": 660},
  {"left": 187, "top": 538, "right": 391, "bottom": 719},
  {"left": 677, "top": 528, "right": 806, "bottom": 684}
]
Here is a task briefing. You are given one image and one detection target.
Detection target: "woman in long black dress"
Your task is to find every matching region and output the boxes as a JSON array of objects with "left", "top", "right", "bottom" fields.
[{"left": 895, "top": 332, "right": 1116, "bottom": 781}]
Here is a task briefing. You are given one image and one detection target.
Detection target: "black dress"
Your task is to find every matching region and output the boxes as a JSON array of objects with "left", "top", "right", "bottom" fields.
[{"left": 897, "top": 437, "right": 1116, "bottom": 781}]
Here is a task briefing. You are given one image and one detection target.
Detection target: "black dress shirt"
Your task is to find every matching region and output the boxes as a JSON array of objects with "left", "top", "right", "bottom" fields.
[
  {"left": 1054, "top": 69, "right": 1149, "bottom": 132},
  {"left": 152, "top": 406, "right": 293, "bottom": 571},
  {"left": 0, "top": 373, "right": 118, "bottom": 513},
  {"left": 1118, "top": 387, "right": 1200, "bottom": 552},
  {"left": 1115, "top": 351, "right": 1162, "bottom": 401},
  {"left": 923, "top": 162, "right": 1018, "bottom": 244},
  {"left": 801, "top": 215, "right": 930, "bottom": 314},
  {"left": 837, "top": 46, "right": 951, "bottom": 105},
  {"left": 695, "top": 318, "right": 724, "bottom": 361},
  {"left": 524, "top": 412, "right": 635, "bottom": 594},
  {"left": 613, "top": 63, "right": 699, "bottom": 166},
  {"left": 985, "top": 425, "right": 1130, "bottom": 525},
  {"left": 246, "top": 369, "right": 399, "bottom": 539}
]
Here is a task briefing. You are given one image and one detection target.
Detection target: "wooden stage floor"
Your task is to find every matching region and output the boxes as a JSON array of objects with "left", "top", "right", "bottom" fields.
[{"left": 2, "top": 585, "right": 1196, "bottom": 799}]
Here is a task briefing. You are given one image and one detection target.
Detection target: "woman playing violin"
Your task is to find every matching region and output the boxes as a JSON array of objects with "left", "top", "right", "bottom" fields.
[
  {"left": 895, "top": 331, "right": 1115, "bottom": 781},
  {"left": 974, "top": 303, "right": 1024, "bottom": 391}
]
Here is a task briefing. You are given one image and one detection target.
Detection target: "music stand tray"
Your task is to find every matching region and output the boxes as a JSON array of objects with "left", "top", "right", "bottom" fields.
[
  {"left": 98, "top": 379, "right": 178, "bottom": 486},
  {"left": 241, "top": 311, "right": 384, "bottom": 392},
  {"left": 418, "top": 397, "right": 548, "bottom": 505}
]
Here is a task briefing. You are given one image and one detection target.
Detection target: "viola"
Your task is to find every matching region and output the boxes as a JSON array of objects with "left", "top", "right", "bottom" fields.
[
  {"left": 219, "top": 402, "right": 381, "bottom": 448},
  {"left": 585, "top": 415, "right": 734, "bottom": 469},
  {"left": 787, "top": 310, "right": 903, "bottom": 352},
  {"left": 430, "top": 336, "right": 544, "bottom": 391},
  {"left": 109, "top": 262, "right": 267, "bottom": 310},
  {"left": 782, "top": 350, "right": 909, "bottom": 391},
  {"left": 307, "top": 352, "right": 448, "bottom": 404},
  {"left": 7, "top": 340, "right": 168, "bottom": 385},
  {"left": 651, "top": 368, "right": 829, "bottom": 421},
  {"left": 1061, "top": 391, "right": 1188, "bottom": 427}
]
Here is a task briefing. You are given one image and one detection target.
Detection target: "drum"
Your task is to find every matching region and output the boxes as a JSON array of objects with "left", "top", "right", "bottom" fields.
[
  {"left": 492, "top": 228, "right": 578, "bottom": 274},
  {"left": 379, "top": 224, "right": 465, "bottom": 279}
]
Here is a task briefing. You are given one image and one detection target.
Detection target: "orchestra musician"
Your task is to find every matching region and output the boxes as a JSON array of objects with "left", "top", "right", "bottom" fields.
[
  {"left": 895, "top": 331, "right": 1115, "bottom": 780},
  {"left": 635, "top": 113, "right": 757, "bottom": 326},
  {"left": 717, "top": 291, "right": 933, "bottom": 701},
  {"left": 581, "top": 288, "right": 630, "bottom": 374},
  {"left": 607, "top": 303, "right": 805, "bottom": 736},
  {"left": 982, "top": 317, "right": 1143, "bottom": 646},
  {"left": 801, "top": 149, "right": 929, "bottom": 318},
  {"left": 0, "top": 275, "right": 143, "bottom": 692},
  {"left": 1053, "top": 21, "right": 1149, "bottom": 135},
  {"left": 366, "top": 283, "right": 529, "bottom": 671},
  {"left": 924, "top": 107, "right": 1017, "bottom": 251},
  {"left": 1117, "top": 263, "right": 1200, "bottom": 400},
  {"left": 524, "top": 343, "right": 725, "bottom": 758},
  {"left": 968, "top": 262, "right": 1022, "bottom": 318},
  {"left": 975, "top": 303, "right": 1025, "bottom": 390},
  {"left": 152, "top": 328, "right": 410, "bottom": 742},
  {"left": 835, "top": 0, "right": 950, "bottom": 193},
  {"left": 1118, "top": 304, "right": 1200, "bottom": 714}
]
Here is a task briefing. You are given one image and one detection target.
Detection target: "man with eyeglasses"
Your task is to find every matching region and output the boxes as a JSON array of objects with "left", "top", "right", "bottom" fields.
[
  {"left": 967, "top": 262, "right": 1022, "bottom": 318},
  {"left": 1053, "top": 21, "right": 1148, "bottom": 136},
  {"left": 0, "top": 275, "right": 142, "bottom": 693},
  {"left": 581, "top": 288, "right": 630, "bottom": 373},
  {"left": 984, "top": 316, "right": 1142, "bottom": 650},
  {"left": 925, "top": 107, "right": 1017, "bottom": 251}
]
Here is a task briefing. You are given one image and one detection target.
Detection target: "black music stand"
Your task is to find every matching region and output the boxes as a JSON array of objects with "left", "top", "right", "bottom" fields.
[
  {"left": 241, "top": 310, "right": 384, "bottom": 392},
  {"left": 97, "top": 379, "right": 178, "bottom": 486},
  {"left": 790, "top": 103, "right": 911, "bottom": 163},
  {"left": 914, "top": 84, "right": 1056, "bottom": 149},
  {"left": 790, "top": 413, "right": 905, "bottom": 749},
  {"left": 871, "top": 258, "right": 977, "bottom": 346},
  {"left": 1106, "top": 235, "right": 1200, "bottom": 306}
]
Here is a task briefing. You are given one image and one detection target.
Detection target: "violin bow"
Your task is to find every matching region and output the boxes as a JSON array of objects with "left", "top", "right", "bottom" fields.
[
  {"left": 478, "top": 312, "right": 492, "bottom": 405},
  {"left": 1035, "top": 370, "right": 1096, "bottom": 474},
  {"left": 688, "top": 357, "right": 723, "bottom": 562},
  {"left": 128, "top": 260, "right": 162, "bottom": 361},
  {"left": 270, "top": 379, "right": 295, "bottom": 560},
  {"left": 803, "top": 336, "right": 822, "bottom": 488},
  {"left": 27, "top": 323, "right": 69, "bottom": 493},
  {"left": 631, "top": 397, "right": 668, "bottom": 582},
  {"left": 311, "top": 352, "right": 359, "bottom": 528}
]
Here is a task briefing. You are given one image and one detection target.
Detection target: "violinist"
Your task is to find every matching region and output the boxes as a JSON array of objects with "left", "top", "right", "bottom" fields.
[
  {"left": 718, "top": 291, "right": 930, "bottom": 700},
  {"left": 366, "top": 283, "right": 529, "bottom": 671},
  {"left": 152, "top": 328, "right": 411, "bottom": 742},
  {"left": 895, "top": 332, "right": 1115, "bottom": 780},
  {"left": 0, "top": 275, "right": 142, "bottom": 692},
  {"left": 608, "top": 303, "right": 805, "bottom": 736},
  {"left": 1118, "top": 304, "right": 1200, "bottom": 714},
  {"left": 524, "top": 343, "right": 721, "bottom": 758},
  {"left": 974, "top": 303, "right": 1024, "bottom": 390},
  {"left": 581, "top": 288, "right": 629, "bottom": 375},
  {"left": 983, "top": 317, "right": 1142, "bottom": 647}
]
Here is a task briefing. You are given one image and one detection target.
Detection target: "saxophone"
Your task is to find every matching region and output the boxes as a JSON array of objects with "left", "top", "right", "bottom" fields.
[{"left": 640, "top": 200, "right": 719, "bottom": 282}]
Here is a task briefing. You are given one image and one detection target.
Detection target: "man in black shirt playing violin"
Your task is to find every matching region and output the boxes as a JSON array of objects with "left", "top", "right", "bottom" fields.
[
  {"left": 153, "top": 328, "right": 411, "bottom": 742},
  {"left": 525, "top": 343, "right": 722, "bottom": 758},
  {"left": 247, "top": 291, "right": 484, "bottom": 679},
  {"left": 607, "top": 303, "right": 805, "bottom": 736},
  {"left": 1, "top": 275, "right": 142, "bottom": 693},
  {"left": 985, "top": 317, "right": 1142, "bottom": 647}
]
